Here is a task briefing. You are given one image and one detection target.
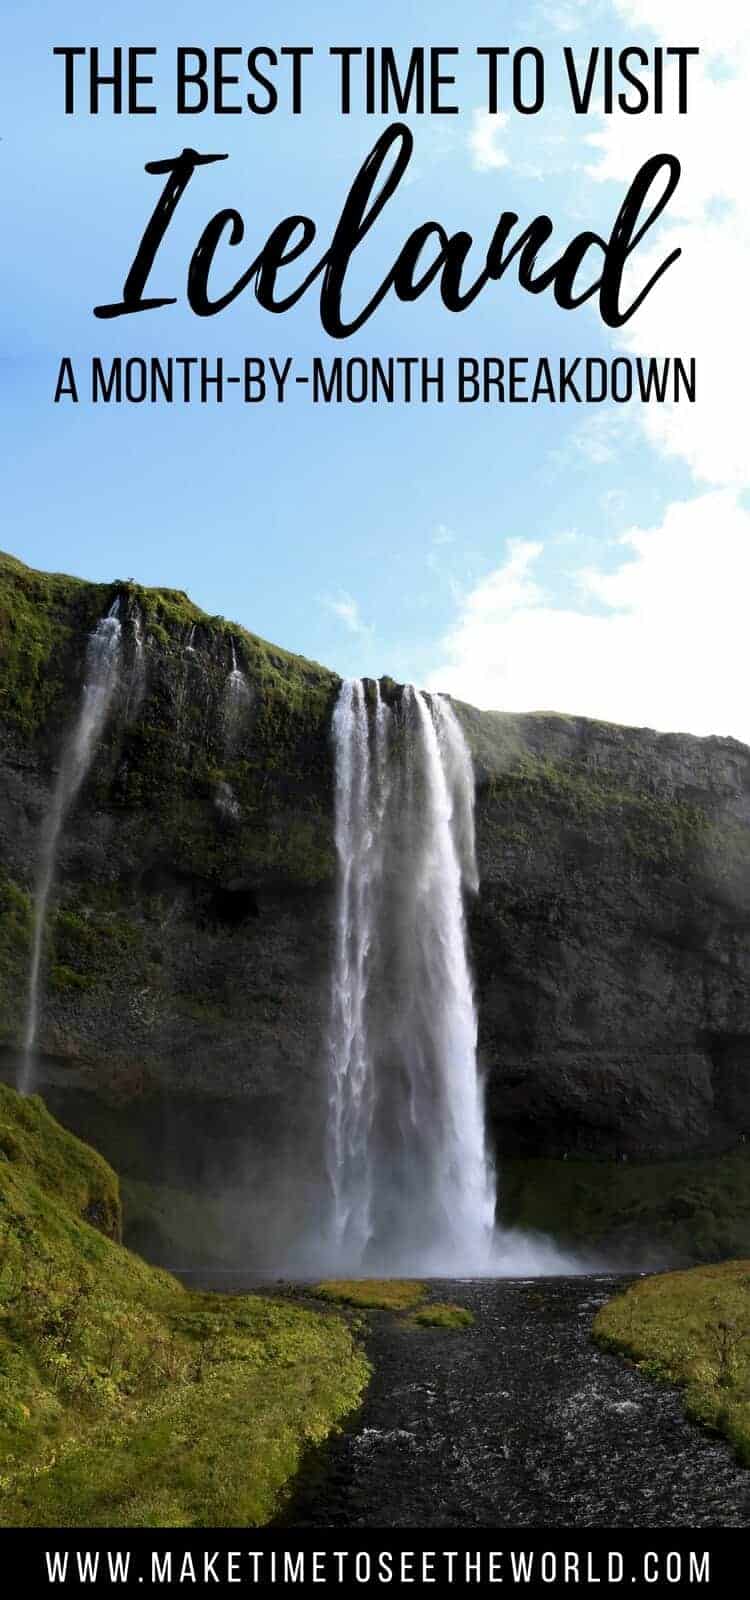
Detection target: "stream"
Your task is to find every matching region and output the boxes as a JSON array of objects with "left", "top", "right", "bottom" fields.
[{"left": 278, "top": 1275, "right": 750, "bottom": 1528}]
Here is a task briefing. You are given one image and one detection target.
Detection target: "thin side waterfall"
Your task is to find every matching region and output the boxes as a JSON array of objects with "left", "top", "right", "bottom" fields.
[
  {"left": 227, "top": 639, "right": 249, "bottom": 702},
  {"left": 223, "top": 638, "right": 251, "bottom": 752},
  {"left": 18, "top": 601, "right": 122, "bottom": 1095},
  {"left": 127, "top": 608, "right": 146, "bottom": 718},
  {"left": 325, "top": 678, "right": 496, "bottom": 1272}
]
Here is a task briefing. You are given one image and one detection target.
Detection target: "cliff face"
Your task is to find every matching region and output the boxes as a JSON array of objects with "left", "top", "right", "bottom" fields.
[
  {"left": 465, "top": 708, "right": 750, "bottom": 1163},
  {"left": 2, "top": 552, "right": 750, "bottom": 1263}
]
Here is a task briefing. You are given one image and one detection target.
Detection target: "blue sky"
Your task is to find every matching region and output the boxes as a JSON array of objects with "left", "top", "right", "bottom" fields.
[{"left": 2, "top": 1, "right": 747, "bottom": 734}]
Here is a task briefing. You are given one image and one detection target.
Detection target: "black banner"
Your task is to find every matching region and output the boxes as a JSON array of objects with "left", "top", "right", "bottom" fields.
[{"left": 7, "top": 1526, "right": 741, "bottom": 1595}]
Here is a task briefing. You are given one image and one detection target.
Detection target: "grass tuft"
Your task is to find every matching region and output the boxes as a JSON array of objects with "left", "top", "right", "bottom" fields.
[
  {"left": 594, "top": 1260, "right": 750, "bottom": 1466},
  {"left": 314, "top": 1280, "right": 426, "bottom": 1312},
  {"left": 412, "top": 1303, "right": 475, "bottom": 1329},
  {"left": 313, "top": 1280, "right": 474, "bottom": 1329}
]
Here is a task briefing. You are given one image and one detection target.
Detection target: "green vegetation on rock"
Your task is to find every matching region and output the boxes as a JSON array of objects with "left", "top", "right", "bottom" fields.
[
  {"left": 315, "top": 1279, "right": 426, "bottom": 1312},
  {"left": 0, "top": 871, "right": 32, "bottom": 1040},
  {"left": 595, "top": 1261, "right": 750, "bottom": 1466},
  {"left": 120, "top": 1179, "right": 245, "bottom": 1268},
  {"left": 0, "top": 1086, "right": 368, "bottom": 1526},
  {"left": 314, "top": 1280, "right": 473, "bottom": 1328},
  {"left": 0, "top": 550, "right": 339, "bottom": 895},
  {"left": 499, "top": 1152, "right": 750, "bottom": 1264},
  {"left": 412, "top": 1303, "right": 475, "bottom": 1329},
  {"left": 478, "top": 746, "right": 710, "bottom": 866},
  {"left": 0, "top": 552, "right": 109, "bottom": 738}
]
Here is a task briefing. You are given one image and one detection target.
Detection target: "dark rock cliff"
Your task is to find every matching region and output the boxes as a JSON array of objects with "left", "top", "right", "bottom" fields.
[{"left": 2, "top": 551, "right": 750, "bottom": 1266}]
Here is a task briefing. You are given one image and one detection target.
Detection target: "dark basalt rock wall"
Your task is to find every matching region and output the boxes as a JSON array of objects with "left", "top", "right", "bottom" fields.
[
  {"left": 2, "top": 551, "right": 750, "bottom": 1261},
  {"left": 463, "top": 707, "right": 750, "bottom": 1164}
]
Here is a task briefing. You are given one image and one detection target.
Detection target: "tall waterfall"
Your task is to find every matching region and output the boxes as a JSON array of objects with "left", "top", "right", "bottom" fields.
[
  {"left": 326, "top": 679, "right": 496, "bottom": 1272},
  {"left": 19, "top": 601, "right": 122, "bottom": 1095}
]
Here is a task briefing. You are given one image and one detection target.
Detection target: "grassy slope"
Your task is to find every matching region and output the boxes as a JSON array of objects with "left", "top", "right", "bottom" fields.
[
  {"left": 0, "top": 1086, "right": 368, "bottom": 1527},
  {"left": 595, "top": 1262, "right": 750, "bottom": 1466}
]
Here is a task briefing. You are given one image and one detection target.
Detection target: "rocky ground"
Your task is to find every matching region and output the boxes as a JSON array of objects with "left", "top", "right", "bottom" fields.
[{"left": 282, "top": 1276, "right": 750, "bottom": 1528}]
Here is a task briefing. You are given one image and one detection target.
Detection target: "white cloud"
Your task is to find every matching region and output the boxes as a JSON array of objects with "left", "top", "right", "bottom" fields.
[
  {"left": 558, "top": 410, "right": 631, "bottom": 466},
  {"left": 609, "top": 0, "right": 745, "bottom": 58},
  {"left": 543, "top": 0, "right": 607, "bottom": 29},
  {"left": 427, "top": 493, "right": 750, "bottom": 740},
  {"left": 586, "top": 1, "right": 750, "bottom": 489},
  {"left": 468, "top": 109, "right": 510, "bottom": 172},
  {"left": 432, "top": 3, "right": 750, "bottom": 740},
  {"left": 323, "top": 592, "right": 372, "bottom": 637}
]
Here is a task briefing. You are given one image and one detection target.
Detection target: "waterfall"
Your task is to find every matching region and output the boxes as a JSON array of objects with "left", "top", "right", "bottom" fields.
[
  {"left": 327, "top": 680, "right": 382, "bottom": 1261},
  {"left": 126, "top": 608, "right": 146, "bottom": 718},
  {"left": 18, "top": 601, "right": 122, "bottom": 1095},
  {"left": 325, "top": 678, "right": 496, "bottom": 1273},
  {"left": 222, "top": 638, "right": 251, "bottom": 752}
]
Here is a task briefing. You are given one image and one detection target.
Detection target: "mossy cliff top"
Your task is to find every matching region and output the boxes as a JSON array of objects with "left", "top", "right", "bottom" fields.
[
  {"left": 0, "top": 549, "right": 337, "bottom": 743},
  {"left": 0, "top": 1084, "right": 368, "bottom": 1527},
  {"left": 5, "top": 549, "right": 748, "bottom": 831},
  {"left": 0, "top": 550, "right": 340, "bottom": 890}
]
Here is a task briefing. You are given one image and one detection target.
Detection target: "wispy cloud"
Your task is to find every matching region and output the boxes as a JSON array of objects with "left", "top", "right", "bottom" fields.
[
  {"left": 555, "top": 411, "right": 632, "bottom": 468},
  {"left": 322, "top": 591, "right": 373, "bottom": 638},
  {"left": 468, "top": 109, "right": 510, "bottom": 172},
  {"left": 541, "top": 0, "right": 607, "bottom": 30},
  {"left": 432, "top": 523, "right": 455, "bottom": 547}
]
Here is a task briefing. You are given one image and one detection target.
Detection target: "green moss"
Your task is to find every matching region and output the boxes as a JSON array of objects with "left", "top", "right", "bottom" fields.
[
  {"left": 152, "top": 792, "right": 335, "bottom": 888},
  {"left": 173, "top": 996, "right": 229, "bottom": 1025},
  {"left": 0, "top": 872, "right": 32, "bottom": 1039},
  {"left": 0, "top": 552, "right": 113, "bottom": 739},
  {"left": 412, "top": 1303, "right": 475, "bottom": 1329},
  {"left": 314, "top": 1280, "right": 426, "bottom": 1312},
  {"left": 499, "top": 1151, "right": 750, "bottom": 1262},
  {"left": 0, "top": 1085, "right": 369, "bottom": 1526},
  {"left": 51, "top": 906, "right": 143, "bottom": 991},
  {"left": 0, "top": 1085, "right": 121, "bottom": 1238},
  {"left": 49, "top": 963, "right": 93, "bottom": 993},
  {"left": 595, "top": 1261, "right": 750, "bottom": 1466},
  {"left": 314, "top": 1281, "right": 474, "bottom": 1329},
  {"left": 0, "top": 875, "right": 31, "bottom": 939},
  {"left": 121, "top": 1180, "right": 237, "bottom": 1266},
  {"left": 477, "top": 749, "right": 710, "bottom": 866}
]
